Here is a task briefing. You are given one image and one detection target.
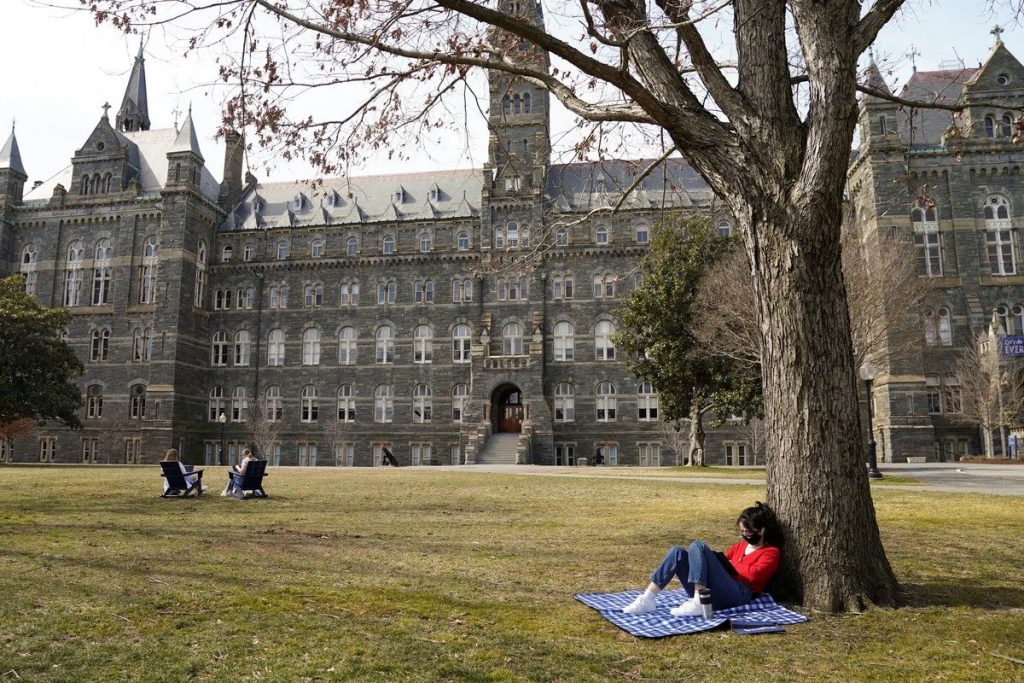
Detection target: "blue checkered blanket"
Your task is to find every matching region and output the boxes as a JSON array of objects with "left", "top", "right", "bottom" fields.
[{"left": 574, "top": 589, "right": 808, "bottom": 638}]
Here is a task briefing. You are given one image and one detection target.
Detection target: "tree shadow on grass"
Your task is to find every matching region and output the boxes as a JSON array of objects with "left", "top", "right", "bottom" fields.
[{"left": 901, "top": 582, "right": 1024, "bottom": 609}]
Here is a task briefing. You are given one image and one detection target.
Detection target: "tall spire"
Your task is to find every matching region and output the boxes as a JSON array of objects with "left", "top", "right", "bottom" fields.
[
  {"left": 116, "top": 37, "right": 150, "bottom": 132},
  {"left": 0, "top": 123, "right": 27, "bottom": 177}
]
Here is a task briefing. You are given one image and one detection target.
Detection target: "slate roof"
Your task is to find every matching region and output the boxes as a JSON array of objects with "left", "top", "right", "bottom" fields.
[
  {"left": 168, "top": 111, "right": 204, "bottom": 161},
  {"left": 897, "top": 68, "right": 977, "bottom": 147},
  {"left": 545, "top": 158, "right": 713, "bottom": 212},
  {"left": 0, "top": 127, "right": 26, "bottom": 177}
]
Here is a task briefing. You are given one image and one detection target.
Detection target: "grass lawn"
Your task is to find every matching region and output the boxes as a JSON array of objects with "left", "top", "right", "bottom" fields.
[
  {"left": 554, "top": 466, "right": 924, "bottom": 486},
  {"left": 0, "top": 466, "right": 1020, "bottom": 682}
]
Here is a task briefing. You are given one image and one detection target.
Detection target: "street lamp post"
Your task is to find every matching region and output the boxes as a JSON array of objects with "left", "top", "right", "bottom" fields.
[
  {"left": 859, "top": 361, "right": 883, "bottom": 479},
  {"left": 217, "top": 411, "right": 227, "bottom": 466}
]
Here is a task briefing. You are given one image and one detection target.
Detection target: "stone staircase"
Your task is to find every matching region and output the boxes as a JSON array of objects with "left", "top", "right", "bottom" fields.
[{"left": 475, "top": 433, "right": 520, "bottom": 465}]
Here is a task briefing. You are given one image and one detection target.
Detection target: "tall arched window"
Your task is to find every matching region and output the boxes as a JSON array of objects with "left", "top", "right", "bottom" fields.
[
  {"left": 922, "top": 308, "right": 937, "bottom": 346},
  {"left": 340, "top": 281, "right": 359, "bottom": 305},
  {"left": 985, "top": 115, "right": 996, "bottom": 138},
  {"left": 503, "top": 322, "right": 524, "bottom": 355},
  {"left": 140, "top": 237, "right": 158, "bottom": 304},
  {"left": 452, "top": 278, "right": 473, "bottom": 303},
  {"left": 347, "top": 237, "right": 359, "bottom": 256},
  {"left": 985, "top": 195, "right": 1015, "bottom": 275},
  {"left": 20, "top": 244, "right": 38, "bottom": 295},
  {"left": 194, "top": 241, "right": 207, "bottom": 306},
  {"left": 555, "top": 228, "right": 568, "bottom": 247},
  {"left": 304, "top": 282, "right": 324, "bottom": 307},
  {"left": 635, "top": 222, "right": 650, "bottom": 244},
  {"left": 1002, "top": 113, "right": 1014, "bottom": 137},
  {"left": 270, "top": 284, "right": 289, "bottom": 309},
  {"left": 457, "top": 232, "right": 470, "bottom": 250},
  {"left": 90, "top": 328, "right": 111, "bottom": 361},
  {"left": 554, "top": 382, "right": 575, "bottom": 422},
  {"left": 338, "top": 384, "right": 356, "bottom": 422},
  {"left": 265, "top": 385, "right": 283, "bottom": 422},
  {"left": 243, "top": 242, "right": 256, "bottom": 262},
  {"left": 414, "top": 325, "right": 433, "bottom": 363},
  {"left": 64, "top": 241, "right": 85, "bottom": 306},
  {"left": 595, "top": 320, "right": 616, "bottom": 360},
  {"left": 86, "top": 384, "right": 104, "bottom": 419},
  {"left": 412, "top": 384, "right": 432, "bottom": 423},
  {"left": 506, "top": 222, "right": 519, "bottom": 248},
  {"left": 276, "top": 240, "right": 289, "bottom": 260},
  {"left": 338, "top": 326, "right": 357, "bottom": 364},
  {"left": 302, "top": 328, "right": 321, "bottom": 365},
  {"left": 595, "top": 226, "right": 609, "bottom": 245},
  {"left": 523, "top": 92, "right": 532, "bottom": 112},
  {"left": 231, "top": 386, "right": 248, "bottom": 422},
  {"left": 132, "top": 327, "right": 153, "bottom": 361},
  {"left": 129, "top": 384, "right": 147, "bottom": 419},
  {"left": 208, "top": 387, "right": 226, "bottom": 421},
  {"left": 301, "top": 385, "right": 318, "bottom": 423},
  {"left": 937, "top": 307, "right": 952, "bottom": 346},
  {"left": 267, "top": 328, "right": 285, "bottom": 366},
  {"left": 554, "top": 321, "right": 575, "bottom": 361},
  {"left": 234, "top": 330, "right": 251, "bottom": 366},
  {"left": 596, "top": 382, "right": 617, "bottom": 422},
  {"left": 211, "top": 331, "right": 229, "bottom": 366},
  {"left": 310, "top": 237, "right": 325, "bottom": 258},
  {"left": 419, "top": 232, "right": 432, "bottom": 253},
  {"left": 638, "top": 382, "right": 659, "bottom": 421},
  {"left": 382, "top": 235, "right": 396, "bottom": 255},
  {"left": 377, "top": 280, "right": 397, "bottom": 305},
  {"left": 452, "top": 384, "right": 469, "bottom": 423},
  {"left": 910, "top": 200, "right": 941, "bottom": 277},
  {"left": 375, "top": 325, "right": 395, "bottom": 363},
  {"left": 452, "top": 324, "right": 471, "bottom": 362},
  {"left": 92, "top": 239, "right": 113, "bottom": 305},
  {"left": 374, "top": 385, "right": 394, "bottom": 423}
]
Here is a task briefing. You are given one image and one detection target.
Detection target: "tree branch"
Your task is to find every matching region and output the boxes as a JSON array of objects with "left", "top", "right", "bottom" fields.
[{"left": 855, "top": 0, "right": 909, "bottom": 56}]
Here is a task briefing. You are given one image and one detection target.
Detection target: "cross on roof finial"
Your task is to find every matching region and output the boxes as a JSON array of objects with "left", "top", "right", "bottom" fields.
[
  {"left": 992, "top": 25, "right": 1005, "bottom": 45},
  {"left": 907, "top": 45, "right": 921, "bottom": 73},
  {"left": 868, "top": 45, "right": 875, "bottom": 63},
  {"left": 101, "top": 102, "right": 111, "bottom": 119}
]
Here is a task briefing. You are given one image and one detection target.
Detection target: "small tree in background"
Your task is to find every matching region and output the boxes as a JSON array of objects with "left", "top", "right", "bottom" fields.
[
  {"left": 248, "top": 398, "right": 284, "bottom": 462},
  {"left": 952, "top": 332, "right": 1024, "bottom": 458},
  {"left": 0, "top": 276, "right": 83, "bottom": 429}
]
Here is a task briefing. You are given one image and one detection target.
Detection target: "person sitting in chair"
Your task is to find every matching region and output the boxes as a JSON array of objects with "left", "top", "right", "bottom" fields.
[
  {"left": 221, "top": 447, "right": 258, "bottom": 497},
  {"left": 163, "top": 448, "right": 206, "bottom": 495}
]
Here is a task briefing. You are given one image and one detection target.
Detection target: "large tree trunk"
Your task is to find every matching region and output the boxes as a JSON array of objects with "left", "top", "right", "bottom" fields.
[{"left": 686, "top": 402, "right": 706, "bottom": 467}]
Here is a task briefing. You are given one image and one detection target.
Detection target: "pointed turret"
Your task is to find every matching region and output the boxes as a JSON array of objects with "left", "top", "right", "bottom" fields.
[
  {"left": 863, "top": 59, "right": 892, "bottom": 99},
  {"left": 0, "top": 124, "right": 27, "bottom": 204},
  {"left": 116, "top": 39, "right": 151, "bottom": 132},
  {"left": 169, "top": 108, "right": 205, "bottom": 161},
  {"left": 166, "top": 106, "right": 206, "bottom": 191}
]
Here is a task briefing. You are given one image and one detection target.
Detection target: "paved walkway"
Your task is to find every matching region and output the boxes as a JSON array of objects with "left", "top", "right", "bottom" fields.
[{"left": 445, "top": 462, "right": 1024, "bottom": 496}]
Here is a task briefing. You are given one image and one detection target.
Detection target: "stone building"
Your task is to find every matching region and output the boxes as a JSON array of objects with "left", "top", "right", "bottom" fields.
[{"left": 849, "top": 35, "right": 1024, "bottom": 461}]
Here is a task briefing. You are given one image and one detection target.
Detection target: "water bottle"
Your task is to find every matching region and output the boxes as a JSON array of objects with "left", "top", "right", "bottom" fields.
[{"left": 698, "top": 589, "right": 713, "bottom": 618}]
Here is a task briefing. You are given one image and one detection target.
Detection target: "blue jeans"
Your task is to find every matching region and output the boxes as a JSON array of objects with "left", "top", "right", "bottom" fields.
[{"left": 650, "top": 541, "right": 754, "bottom": 610}]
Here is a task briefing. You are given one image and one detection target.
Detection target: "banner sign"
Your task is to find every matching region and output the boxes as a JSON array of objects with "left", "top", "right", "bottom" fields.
[{"left": 1000, "top": 336, "right": 1024, "bottom": 357}]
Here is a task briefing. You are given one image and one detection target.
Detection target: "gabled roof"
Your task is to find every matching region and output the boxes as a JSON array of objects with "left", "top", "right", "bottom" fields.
[
  {"left": 544, "top": 158, "right": 713, "bottom": 212},
  {"left": 0, "top": 126, "right": 26, "bottom": 177},
  {"left": 896, "top": 68, "right": 978, "bottom": 147}
]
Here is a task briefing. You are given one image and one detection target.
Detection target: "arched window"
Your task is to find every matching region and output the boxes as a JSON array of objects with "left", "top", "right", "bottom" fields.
[
  {"left": 86, "top": 384, "right": 104, "bottom": 419},
  {"left": 555, "top": 228, "right": 568, "bottom": 247},
  {"left": 513, "top": 94, "right": 522, "bottom": 113},
  {"left": 377, "top": 280, "right": 397, "bottom": 305},
  {"left": 452, "top": 383, "right": 469, "bottom": 423},
  {"left": 502, "top": 95, "right": 511, "bottom": 115},
  {"left": 1013, "top": 305, "right": 1024, "bottom": 336},
  {"left": 64, "top": 241, "right": 85, "bottom": 306},
  {"left": 553, "top": 274, "right": 574, "bottom": 300},
  {"left": 382, "top": 235, "right": 395, "bottom": 255},
  {"left": 635, "top": 223, "right": 650, "bottom": 244},
  {"left": 414, "top": 325, "right": 433, "bottom": 363},
  {"left": 304, "top": 282, "right": 324, "bottom": 307},
  {"left": 553, "top": 321, "right": 575, "bottom": 361},
  {"left": 717, "top": 220, "right": 733, "bottom": 237},
  {"left": 374, "top": 384, "right": 394, "bottom": 423},
  {"left": 502, "top": 322, "right": 524, "bottom": 355},
  {"left": 243, "top": 242, "right": 255, "bottom": 262},
  {"left": 311, "top": 238, "right": 324, "bottom": 258},
  {"left": 92, "top": 239, "right": 113, "bottom": 305},
  {"left": 292, "top": 193, "right": 306, "bottom": 211},
  {"left": 457, "top": 232, "right": 470, "bottom": 250},
  {"left": 301, "top": 385, "right": 318, "bottom": 423},
  {"left": 937, "top": 307, "right": 952, "bottom": 346},
  {"left": 132, "top": 327, "right": 153, "bottom": 362},
  {"left": 1002, "top": 114, "right": 1014, "bottom": 138},
  {"left": 267, "top": 328, "right": 285, "bottom": 366},
  {"left": 452, "top": 324, "right": 471, "bottom": 363},
  {"left": 338, "top": 384, "right": 356, "bottom": 422},
  {"left": 129, "top": 384, "right": 147, "bottom": 419},
  {"left": 506, "top": 221, "right": 519, "bottom": 248},
  {"left": 985, "top": 195, "right": 1015, "bottom": 275},
  {"left": 81, "top": 175, "right": 91, "bottom": 195},
  {"left": 595, "top": 320, "right": 616, "bottom": 360},
  {"left": 340, "top": 281, "right": 359, "bottom": 306},
  {"left": 90, "top": 328, "right": 111, "bottom": 361},
  {"left": 922, "top": 308, "right": 937, "bottom": 346},
  {"left": 415, "top": 279, "right": 435, "bottom": 304},
  {"left": 452, "top": 278, "right": 473, "bottom": 303},
  {"left": 20, "top": 244, "right": 38, "bottom": 295},
  {"left": 231, "top": 386, "right": 248, "bottom": 423},
  {"left": 208, "top": 387, "right": 226, "bottom": 421},
  {"left": 194, "top": 241, "right": 207, "bottom": 306},
  {"left": 596, "top": 382, "right": 617, "bottom": 422},
  {"left": 265, "top": 385, "right": 283, "bottom": 422},
  {"left": 375, "top": 325, "right": 395, "bottom": 363},
  {"left": 211, "top": 331, "right": 229, "bottom": 366},
  {"left": 910, "top": 199, "right": 941, "bottom": 277},
  {"left": 593, "top": 273, "right": 616, "bottom": 299},
  {"left": 276, "top": 240, "right": 289, "bottom": 260},
  {"left": 638, "top": 382, "right": 659, "bottom": 421},
  {"left": 523, "top": 92, "right": 532, "bottom": 113},
  {"left": 270, "top": 284, "right": 289, "bottom": 309},
  {"left": 222, "top": 244, "right": 233, "bottom": 262},
  {"left": 347, "top": 237, "right": 359, "bottom": 256},
  {"left": 412, "top": 384, "right": 432, "bottom": 423},
  {"left": 554, "top": 383, "right": 575, "bottom": 422},
  {"left": 419, "top": 232, "right": 432, "bottom": 253},
  {"left": 338, "top": 326, "right": 357, "bottom": 365},
  {"left": 302, "top": 328, "right": 321, "bottom": 365},
  {"left": 985, "top": 115, "right": 996, "bottom": 138},
  {"left": 595, "top": 226, "right": 609, "bottom": 245},
  {"left": 234, "top": 330, "right": 251, "bottom": 366},
  {"left": 140, "top": 237, "right": 158, "bottom": 304}
]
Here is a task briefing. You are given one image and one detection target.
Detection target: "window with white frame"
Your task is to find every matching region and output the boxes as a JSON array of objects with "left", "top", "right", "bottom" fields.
[
  {"left": 338, "top": 327, "right": 357, "bottom": 364},
  {"left": 39, "top": 436, "right": 56, "bottom": 462},
  {"left": 995, "top": 304, "right": 1024, "bottom": 336},
  {"left": 635, "top": 223, "right": 650, "bottom": 244},
  {"left": 347, "top": 237, "right": 359, "bottom": 256},
  {"left": 337, "top": 384, "right": 356, "bottom": 422},
  {"left": 0, "top": 438, "right": 13, "bottom": 463},
  {"left": 237, "top": 287, "right": 255, "bottom": 309},
  {"left": 243, "top": 242, "right": 255, "bottom": 261},
  {"left": 595, "top": 320, "right": 616, "bottom": 360},
  {"left": 985, "top": 114, "right": 996, "bottom": 138},
  {"left": 234, "top": 330, "right": 251, "bottom": 366},
  {"left": 375, "top": 325, "right": 395, "bottom": 363},
  {"left": 414, "top": 325, "right": 433, "bottom": 363},
  {"left": 268, "top": 328, "right": 285, "bottom": 366},
  {"left": 372, "top": 442, "right": 391, "bottom": 467},
  {"left": 1002, "top": 113, "right": 1013, "bottom": 137},
  {"left": 340, "top": 281, "right": 359, "bottom": 306},
  {"left": 553, "top": 274, "right": 574, "bottom": 300},
  {"left": 923, "top": 307, "right": 953, "bottom": 346},
  {"left": 506, "top": 222, "right": 520, "bottom": 248},
  {"left": 942, "top": 375, "right": 962, "bottom": 414},
  {"left": 194, "top": 242, "right": 207, "bottom": 306},
  {"left": 452, "top": 278, "right": 473, "bottom": 303},
  {"left": 211, "top": 331, "right": 229, "bottom": 366},
  {"left": 86, "top": 384, "right": 104, "bottom": 419},
  {"left": 20, "top": 244, "right": 38, "bottom": 295},
  {"left": 554, "top": 383, "right": 575, "bottom": 422},
  {"left": 269, "top": 284, "right": 288, "bottom": 309},
  {"left": 132, "top": 327, "right": 153, "bottom": 362},
  {"left": 265, "top": 385, "right": 283, "bottom": 421},
  {"left": 725, "top": 442, "right": 748, "bottom": 466},
  {"left": 452, "top": 384, "right": 469, "bottom": 422},
  {"left": 717, "top": 220, "right": 733, "bottom": 237},
  {"left": 276, "top": 240, "right": 289, "bottom": 260},
  {"left": 410, "top": 442, "right": 431, "bottom": 466},
  {"left": 985, "top": 195, "right": 1016, "bottom": 275},
  {"left": 382, "top": 235, "right": 396, "bottom": 255},
  {"left": 450, "top": 444, "right": 462, "bottom": 465},
  {"left": 911, "top": 199, "right": 942, "bottom": 277},
  {"left": 497, "top": 277, "right": 529, "bottom": 302},
  {"left": 222, "top": 244, "right": 234, "bottom": 262},
  {"left": 596, "top": 382, "right": 617, "bottom": 422},
  {"left": 457, "top": 231, "right": 470, "bottom": 250},
  {"left": 503, "top": 322, "right": 524, "bottom": 355},
  {"left": 595, "top": 225, "right": 609, "bottom": 245},
  {"left": 301, "top": 384, "right": 319, "bottom": 423},
  {"left": 452, "top": 324, "right": 471, "bottom": 362},
  {"left": 231, "top": 386, "right": 248, "bottom": 422},
  {"left": 298, "top": 442, "right": 318, "bottom": 466},
  {"left": 64, "top": 241, "right": 85, "bottom": 306},
  {"left": 90, "top": 328, "right": 110, "bottom": 362},
  {"left": 311, "top": 237, "right": 325, "bottom": 258},
  {"left": 638, "top": 443, "right": 661, "bottom": 467},
  {"left": 595, "top": 442, "right": 618, "bottom": 465},
  {"left": 637, "top": 381, "right": 659, "bottom": 421},
  {"left": 925, "top": 375, "right": 942, "bottom": 414},
  {"left": 553, "top": 321, "right": 574, "bottom": 361},
  {"left": 124, "top": 437, "right": 142, "bottom": 464},
  {"left": 593, "top": 273, "right": 616, "bottom": 298},
  {"left": 214, "top": 289, "right": 233, "bottom": 310},
  {"left": 377, "top": 280, "right": 397, "bottom": 305},
  {"left": 419, "top": 232, "right": 433, "bottom": 253},
  {"left": 555, "top": 228, "right": 568, "bottom": 247},
  {"left": 413, "top": 384, "right": 433, "bottom": 423},
  {"left": 302, "top": 328, "right": 321, "bottom": 365},
  {"left": 92, "top": 239, "right": 113, "bottom": 305},
  {"left": 129, "top": 384, "right": 147, "bottom": 419},
  {"left": 554, "top": 443, "right": 576, "bottom": 466},
  {"left": 334, "top": 442, "right": 355, "bottom": 467},
  {"left": 415, "top": 279, "right": 435, "bottom": 304},
  {"left": 374, "top": 385, "right": 394, "bottom": 423},
  {"left": 304, "top": 283, "right": 324, "bottom": 307}
]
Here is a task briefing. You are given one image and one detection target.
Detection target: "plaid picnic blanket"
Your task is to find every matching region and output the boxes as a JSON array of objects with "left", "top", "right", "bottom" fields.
[{"left": 574, "top": 588, "right": 808, "bottom": 638}]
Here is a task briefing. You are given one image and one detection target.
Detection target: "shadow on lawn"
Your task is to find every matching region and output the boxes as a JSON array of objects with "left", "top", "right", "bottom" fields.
[{"left": 902, "top": 582, "right": 1024, "bottom": 609}]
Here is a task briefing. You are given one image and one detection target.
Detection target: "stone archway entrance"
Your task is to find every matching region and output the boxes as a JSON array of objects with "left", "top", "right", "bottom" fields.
[{"left": 491, "top": 384, "right": 524, "bottom": 433}]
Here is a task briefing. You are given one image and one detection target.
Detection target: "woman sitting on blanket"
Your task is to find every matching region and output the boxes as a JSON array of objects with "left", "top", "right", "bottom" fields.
[
  {"left": 221, "top": 447, "right": 258, "bottom": 497},
  {"left": 623, "top": 501, "right": 781, "bottom": 617},
  {"left": 162, "top": 448, "right": 207, "bottom": 494}
]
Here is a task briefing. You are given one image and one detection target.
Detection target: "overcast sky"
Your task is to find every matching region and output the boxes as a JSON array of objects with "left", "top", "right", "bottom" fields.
[{"left": 1, "top": 1, "right": 1019, "bottom": 187}]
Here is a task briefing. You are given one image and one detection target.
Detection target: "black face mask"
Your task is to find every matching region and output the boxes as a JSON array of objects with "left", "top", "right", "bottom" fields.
[{"left": 742, "top": 531, "right": 762, "bottom": 545}]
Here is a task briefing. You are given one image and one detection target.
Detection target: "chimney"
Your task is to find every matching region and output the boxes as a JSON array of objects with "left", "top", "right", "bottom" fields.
[{"left": 219, "top": 130, "right": 244, "bottom": 209}]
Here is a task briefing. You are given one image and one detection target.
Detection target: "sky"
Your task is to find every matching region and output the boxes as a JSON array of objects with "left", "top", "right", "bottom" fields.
[{"left": 1, "top": 0, "right": 1020, "bottom": 187}]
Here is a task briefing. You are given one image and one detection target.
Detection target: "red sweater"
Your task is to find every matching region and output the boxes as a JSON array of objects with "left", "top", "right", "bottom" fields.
[{"left": 725, "top": 542, "right": 780, "bottom": 593}]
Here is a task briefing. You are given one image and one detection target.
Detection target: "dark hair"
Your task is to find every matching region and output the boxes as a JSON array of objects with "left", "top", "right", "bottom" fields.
[{"left": 737, "top": 501, "right": 782, "bottom": 547}]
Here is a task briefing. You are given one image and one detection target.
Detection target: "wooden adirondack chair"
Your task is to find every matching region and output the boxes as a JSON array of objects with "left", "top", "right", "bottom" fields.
[
  {"left": 227, "top": 459, "right": 269, "bottom": 499},
  {"left": 160, "top": 462, "right": 204, "bottom": 497}
]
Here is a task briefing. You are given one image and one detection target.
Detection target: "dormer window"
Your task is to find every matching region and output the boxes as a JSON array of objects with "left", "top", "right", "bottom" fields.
[
  {"left": 392, "top": 190, "right": 404, "bottom": 204},
  {"left": 595, "top": 174, "right": 606, "bottom": 193},
  {"left": 292, "top": 193, "right": 306, "bottom": 211},
  {"left": 253, "top": 198, "right": 264, "bottom": 213},
  {"left": 325, "top": 191, "right": 338, "bottom": 208},
  {"left": 429, "top": 186, "right": 440, "bottom": 202}
]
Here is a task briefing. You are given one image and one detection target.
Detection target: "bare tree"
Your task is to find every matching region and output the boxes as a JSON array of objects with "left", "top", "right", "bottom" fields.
[
  {"left": 248, "top": 398, "right": 284, "bottom": 462},
  {"left": 737, "top": 417, "right": 767, "bottom": 467},
  {"left": 951, "top": 332, "right": 1024, "bottom": 458},
  {"left": 657, "top": 417, "right": 694, "bottom": 467},
  {"left": 80, "top": 0, "right": 971, "bottom": 609},
  {"left": 321, "top": 414, "right": 352, "bottom": 467}
]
